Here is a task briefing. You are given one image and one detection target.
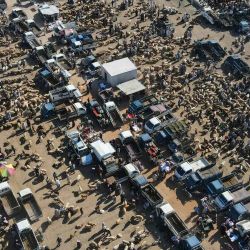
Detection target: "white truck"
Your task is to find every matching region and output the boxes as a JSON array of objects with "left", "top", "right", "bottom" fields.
[
  {"left": 214, "top": 188, "right": 250, "bottom": 211},
  {"left": 15, "top": 219, "right": 40, "bottom": 250},
  {"left": 53, "top": 53, "right": 73, "bottom": 71},
  {"left": 18, "top": 188, "right": 42, "bottom": 222},
  {"left": 119, "top": 130, "right": 142, "bottom": 160},
  {"left": 0, "top": 181, "right": 20, "bottom": 216},
  {"left": 57, "top": 102, "right": 87, "bottom": 121},
  {"left": 49, "top": 84, "right": 82, "bottom": 104},
  {"left": 35, "top": 46, "right": 49, "bottom": 65},
  {"left": 24, "top": 31, "right": 41, "bottom": 49},
  {"left": 144, "top": 110, "right": 175, "bottom": 134},
  {"left": 46, "top": 58, "right": 71, "bottom": 81},
  {"left": 91, "top": 139, "right": 116, "bottom": 163},
  {"left": 26, "top": 19, "right": 42, "bottom": 36},
  {"left": 174, "top": 157, "right": 211, "bottom": 181},
  {"left": 237, "top": 220, "right": 250, "bottom": 238},
  {"left": 104, "top": 101, "right": 124, "bottom": 128},
  {"left": 66, "top": 130, "right": 93, "bottom": 166},
  {"left": 155, "top": 202, "right": 189, "bottom": 237}
]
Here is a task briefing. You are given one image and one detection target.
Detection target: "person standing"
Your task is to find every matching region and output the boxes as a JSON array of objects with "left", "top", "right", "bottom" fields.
[
  {"left": 66, "top": 171, "right": 71, "bottom": 185},
  {"left": 53, "top": 172, "right": 57, "bottom": 181},
  {"left": 76, "top": 239, "right": 82, "bottom": 248},
  {"left": 80, "top": 207, "right": 83, "bottom": 216},
  {"left": 56, "top": 237, "right": 62, "bottom": 247},
  {"left": 55, "top": 179, "right": 61, "bottom": 190}
]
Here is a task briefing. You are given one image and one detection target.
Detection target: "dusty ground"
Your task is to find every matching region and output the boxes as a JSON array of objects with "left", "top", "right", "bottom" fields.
[{"left": 0, "top": 0, "right": 249, "bottom": 249}]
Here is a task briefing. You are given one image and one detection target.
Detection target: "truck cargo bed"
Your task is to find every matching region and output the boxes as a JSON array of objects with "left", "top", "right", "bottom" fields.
[
  {"left": 109, "top": 110, "right": 123, "bottom": 128},
  {"left": 21, "top": 231, "right": 38, "bottom": 250},
  {"left": 141, "top": 184, "right": 163, "bottom": 206},
  {"left": 23, "top": 197, "right": 42, "bottom": 221}
]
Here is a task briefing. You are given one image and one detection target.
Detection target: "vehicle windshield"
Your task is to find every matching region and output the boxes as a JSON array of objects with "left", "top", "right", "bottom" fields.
[
  {"left": 218, "top": 194, "right": 229, "bottom": 204},
  {"left": 176, "top": 166, "right": 185, "bottom": 176},
  {"left": 145, "top": 121, "right": 154, "bottom": 130}
]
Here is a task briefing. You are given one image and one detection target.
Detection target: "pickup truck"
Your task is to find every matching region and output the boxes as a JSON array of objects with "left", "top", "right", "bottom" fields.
[
  {"left": 98, "top": 88, "right": 114, "bottom": 104},
  {"left": 132, "top": 175, "right": 163, "bottom": 207},
  {"left": 104, "top": 101, "right": 124, "bottom": 128},
  {"left": 35, "top": 46, "right": 50, "bottom": 65},
  {"left": 223, "top": 55, "right": 250, "bottom": 78},
  {"left": 138, "top": 133, "right": 161, "bottom": 163},
  {"left": 174, "top": 157, "right": 212, "bottom": 181},
  {"left": 53, "top": 53, "right": 73, "bottom": 71},
  {"left": 46, "top": 58, "right": 71, "bottom": 81},
  {"left": 205, "top": 173, "right": 243, "bottom": 197},
  {"left": 155, "top": 202, "right": 204, "bottom": 249},
  {"left": 155, "top": 120, "right": 189, "bottom": 144},
  {"left": 26, "top": 19, "right": 42, "bottom": 36},
  {"left": 67, "top": 130, "right": 93, "bottom": 166},
  {"left": 0, "top": 181, "right": 20, "bottom": 216},
  {"left": 106, "top": 162, "right": 141, "bottom": 184},
  {"left": 49, "top": 84, "right": 82, "bottom": 104},
  {"left": 119, "top": 130, "right": 142, "bottom": 160},
  {"left": 24, "top": 31, "right": 41, "bottom": 49},
  {"left": 15, "top": 219, "right": 40, "bottom": 250},
  {"left": 128, "top": 95, "right": 159, "bottom": 114},
  {"left": 37, "top": 68, "right": 59, "bottom": 90},
  {"left": 41, "top": 102, "right": 86, "bottom": 119},
  {"left": 144, "top": 110, "right": 176, "bottom": 134},
  {"left": 87, "top": 99, "right": 109, "bottom": 128},
  {"left": 138, "top": 104, "right": 168, "bottom": 122},
  {"left": 193, "top": 40, "right": 225, "bottom": 61},
  {"left": 214, "top": 188, "right": 250, "bottom": 211},
  {"left": 155, "top": 202, "right": 188, "bottom": 237},
  {"left": 179, "top": 235, "right": 204, "bottom": 250},
  {"left": 57, "top": 102, "right": 87, "bottom": 121},
  {"left": 11, "top": 8, "right": 27, "bottom": 19},
  {"left": 184, "top": 165, "right": 223, "bottom": 192},
  {"left": 229, "top": 200, "right": 250, "bottom": 222},
  {"left": 18, "top": 188, "right": 42, "bottom": 222}
]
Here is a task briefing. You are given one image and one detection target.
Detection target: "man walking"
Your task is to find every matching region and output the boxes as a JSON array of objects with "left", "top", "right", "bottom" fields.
[{"left": 56, "top": 236, "right": 62, "bottom": 247}]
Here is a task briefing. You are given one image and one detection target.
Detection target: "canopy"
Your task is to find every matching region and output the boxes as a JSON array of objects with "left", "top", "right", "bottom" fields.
[
  {"left": 39, "top": 4, "right": 59, "bottom": 16},
  {"left": 117, "top": 79, "right": 145, "bottom": 96},
  {"left": 90, "top": 140, "right": 115, "bottom": 161},
  {"left": 0, "top": 162, "right": 15, "bottom": 177}
]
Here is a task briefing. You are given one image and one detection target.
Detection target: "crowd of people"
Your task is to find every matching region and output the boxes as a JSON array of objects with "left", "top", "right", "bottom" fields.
[{"left": 0, "top": 0, "right": 249, "bottom": 249}]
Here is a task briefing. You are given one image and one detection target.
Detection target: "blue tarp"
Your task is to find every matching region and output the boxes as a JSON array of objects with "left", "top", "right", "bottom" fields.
[
  {"left": 81, "top": 154, "right": 93, "bottom": 166},
  {"left": 40, "top": 69, "right": 50, "bottom": 77},
  {"left": 139, "top": 133, "right": 152, "bottom": 144}
]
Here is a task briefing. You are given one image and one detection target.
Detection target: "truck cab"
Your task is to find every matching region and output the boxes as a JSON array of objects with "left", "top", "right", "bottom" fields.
[
  {"left": 15, "top": 219, "right": 40, "bottom": 250},
  {"left": 214, "top": 191, "right": 234, "bottom": 210},
  {"left": 236, "top": 220, "right": 250, "bottom": 238},
  {"left": 206, "top": 179, "right": 224, "bottom": 196},
  {"left": 123, "top": 163, "right": 140, "bottom": 179},
  {"left": 144, "top": 117, "right": 161, "bottom": 134},
  {"left": 229, "top": 202, "right": 249, "bottom": 222},
  {"left": 180, "top": 235, "right": 203, "bottom": 250},
  {"left": 67, "top": 130, "right": 92, "bottom": 166}
]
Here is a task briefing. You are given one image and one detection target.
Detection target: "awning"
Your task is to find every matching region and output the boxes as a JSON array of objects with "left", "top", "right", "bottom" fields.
[
  {"left": 39, "top": 4, "right": 59, "bottom": 16},
  {"left": 117, "top": 79, "right": 145, "bottom": 96}
]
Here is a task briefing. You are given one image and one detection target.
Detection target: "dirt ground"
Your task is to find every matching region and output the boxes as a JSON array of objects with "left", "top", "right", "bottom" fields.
[{"left": 0, "top": 0, "right": 250, "bottom": 249}]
